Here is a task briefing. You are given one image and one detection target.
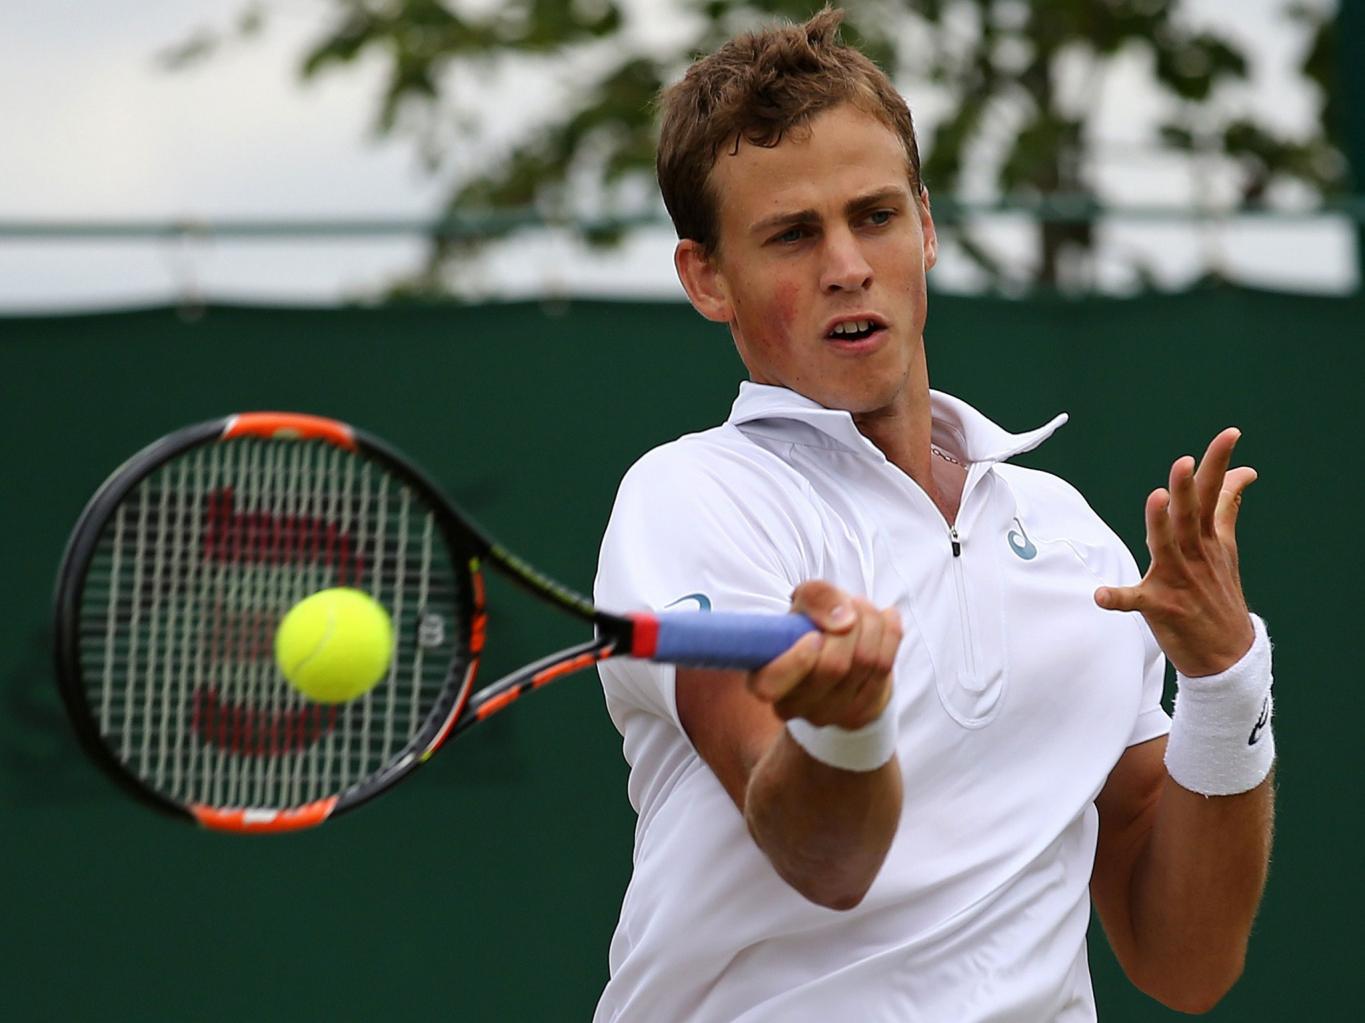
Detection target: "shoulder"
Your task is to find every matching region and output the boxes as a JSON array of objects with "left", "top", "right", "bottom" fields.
[
  {"left": 611, "top": 424, "right": 815, "bottom": 529},
  {"left": 994, "top": 462, "right": 1138, "bottom": 577},
  {"left": 995, "top": 463, "right": 1107, "bottom": 531},
  {"left": 597, "top": 425, "right": 823, "bottom": 611},
  {"left": 622, "top": 424, "right": 808, "bottom": 495}
]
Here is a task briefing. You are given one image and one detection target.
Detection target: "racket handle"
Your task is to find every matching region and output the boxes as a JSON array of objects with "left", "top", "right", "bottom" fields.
[{"left": 631, "top": 612, "right": 817, "bottom": 670}]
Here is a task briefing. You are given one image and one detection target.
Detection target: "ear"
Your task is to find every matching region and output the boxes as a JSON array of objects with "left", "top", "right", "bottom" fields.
[
  {"left": 917, "top": 187, "right": 939, "bottom": 271},
  {"left": 674, "top": 240, "right": 732, "bottom": 324}
]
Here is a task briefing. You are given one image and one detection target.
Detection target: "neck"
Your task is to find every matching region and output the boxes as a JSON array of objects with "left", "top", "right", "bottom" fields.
[
  {"left": 852, "top": 401, "right": 934, "bottom": 482},
  {"left": 849, "top": 356, "right": 935, "bottom": 478},
  {"left": 851, "top": 389, "right": 966, "bottom": 524}
]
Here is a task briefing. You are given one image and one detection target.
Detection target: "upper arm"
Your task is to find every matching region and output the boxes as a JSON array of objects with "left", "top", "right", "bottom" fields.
[
  {"left": 1091, "top": 729, "right": 1273, "bottom": 1012},
  {"left": 1090, "top": 735, "right": 1167, "bottom": 961},
  {"left": 596, "top": 444, "right": 814, "bottom": 787},
  {"left": 675, "top": 667, "right": 783, "bottom": 810}
]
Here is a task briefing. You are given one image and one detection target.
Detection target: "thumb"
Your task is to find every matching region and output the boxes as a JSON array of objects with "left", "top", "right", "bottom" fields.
[
  {"left": 790, "top": 580, "right": 857, "bottom": 634},
  {"left": 1095, "top": 584, "right": 1143, "bottom": 612}
]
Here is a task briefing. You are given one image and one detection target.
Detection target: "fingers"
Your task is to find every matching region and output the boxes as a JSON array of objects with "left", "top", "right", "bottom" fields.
[
  {"left": 750, "top": 584, "right": 901, "bottom": 729},
  {"left": 1144, "top": 486, "right": 1176, "bottom": 562},
  {"left": 1167, "top": 455, "right": 1202, "bottom": 558},
  {"left": 750, "top": 629, "right": 825, "bottom": 703},
  {"left": 1215, "top": 466, "right": 1258, "bottom": 540},
  {"left": 1164, "top": 430, "right": 1256, "bottom": 560},
  {"left": 773, "top": 597, "right": 883, "bottom": 723},
  {"left": 1097, "top": 430, "right": 1258, "bottom": 619},
  {"left": 749, "top": 580, "right": 857, "bottom": 704},
  {"left": 1193, "top": 427, "right": 1240, "bottom": 535}
]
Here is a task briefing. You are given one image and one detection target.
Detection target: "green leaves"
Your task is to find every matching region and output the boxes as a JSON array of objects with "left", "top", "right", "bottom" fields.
[
  {"left": 155, "top": 2, "right": 268, "bottom": 70},
  {"left": 295, "top": 0, "right": 624, "bottom": 132},
  {"left": 163, "top": 0, "right": 1347, "bottom": 293},
  {"left": 1151, "top": 30, "right": 1247, "bottom": 101},
  {"left": 906, "top": 0, "right": 1339, "bottom": 288}
]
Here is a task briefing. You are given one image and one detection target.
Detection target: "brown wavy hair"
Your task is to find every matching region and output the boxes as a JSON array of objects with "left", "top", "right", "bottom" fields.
[{"left": 656, "top": 6, "right": 922, "bottom": 256}]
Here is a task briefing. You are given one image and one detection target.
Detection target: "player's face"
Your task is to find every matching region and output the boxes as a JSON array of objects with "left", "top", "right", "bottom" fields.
[{"left": 677, "top": 103, "right": 937, "bottom": 419}]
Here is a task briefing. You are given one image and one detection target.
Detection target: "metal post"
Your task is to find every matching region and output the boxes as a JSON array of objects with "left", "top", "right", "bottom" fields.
[{"left": 1340, "top": 1, "right": 1365, "bottom": 289}]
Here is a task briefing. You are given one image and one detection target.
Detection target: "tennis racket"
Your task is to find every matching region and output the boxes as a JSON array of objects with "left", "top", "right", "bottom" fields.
[{"left": 54, "top": 412, "right": 814, "bottom": 833}]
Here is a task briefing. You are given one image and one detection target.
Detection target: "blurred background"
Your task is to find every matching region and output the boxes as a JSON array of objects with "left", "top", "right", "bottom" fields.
[
  {"left": 3, "top": 0, "right": 1361, "bottom": 306},
  {"left": 1, "top": 2, "right": 1360, "bottom": 1020}
]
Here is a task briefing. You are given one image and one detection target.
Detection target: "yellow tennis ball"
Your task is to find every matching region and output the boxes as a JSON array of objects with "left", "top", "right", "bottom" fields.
[{"left": 275, "top": 588, "right": 394, "bottom": 703}]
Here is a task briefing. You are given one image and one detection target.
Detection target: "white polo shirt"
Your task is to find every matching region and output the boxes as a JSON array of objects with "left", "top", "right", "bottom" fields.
[{"left": 594, "top": 383, "right": 1171, "bottom": 1023}]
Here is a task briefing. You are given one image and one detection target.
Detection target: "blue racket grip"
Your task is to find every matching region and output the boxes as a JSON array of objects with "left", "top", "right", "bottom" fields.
[{"left": 633, "top": 611, "right": 817, "bottom": 670}]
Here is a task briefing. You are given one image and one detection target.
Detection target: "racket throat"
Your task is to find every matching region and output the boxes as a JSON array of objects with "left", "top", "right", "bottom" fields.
[{"left": 458, "top": 637, "right": 617, "bottom": 734}]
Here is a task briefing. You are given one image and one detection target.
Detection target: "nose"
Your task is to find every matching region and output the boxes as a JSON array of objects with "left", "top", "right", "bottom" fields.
[{"left": 819, "top": 226, "right": 873, "bottom": 293}]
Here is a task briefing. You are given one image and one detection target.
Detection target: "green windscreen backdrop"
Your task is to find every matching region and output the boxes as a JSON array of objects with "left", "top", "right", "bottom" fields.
[{"left": 1, "top": 290, "right": 1357, "bottom": 1021}]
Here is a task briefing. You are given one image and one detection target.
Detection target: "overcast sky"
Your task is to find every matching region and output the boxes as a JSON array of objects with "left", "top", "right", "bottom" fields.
[{"left": 0, "top": 0, "right": 1355, "bottom": 312}]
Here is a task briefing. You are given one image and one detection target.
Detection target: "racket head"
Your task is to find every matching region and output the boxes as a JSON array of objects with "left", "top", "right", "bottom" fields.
[{"left": 53, "top": 413, "right": 492, "bottom": 832}]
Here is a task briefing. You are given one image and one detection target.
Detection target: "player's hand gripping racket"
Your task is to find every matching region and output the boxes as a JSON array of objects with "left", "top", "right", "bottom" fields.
[{"left": 54, "top": 413, "right": 814, "bottom": 832}]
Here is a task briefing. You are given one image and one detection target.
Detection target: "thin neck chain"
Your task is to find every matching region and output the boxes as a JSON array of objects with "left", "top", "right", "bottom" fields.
[{"left": 931, "top": 444, "right": 965, "bottom": 467}]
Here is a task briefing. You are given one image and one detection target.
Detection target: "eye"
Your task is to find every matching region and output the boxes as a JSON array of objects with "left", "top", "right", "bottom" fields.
[
  {"left": 866, "top": 209, "right": 895, "bottom": 227},
  {"left": 772, "top": 225, "right": 808, "bottom": 245}
]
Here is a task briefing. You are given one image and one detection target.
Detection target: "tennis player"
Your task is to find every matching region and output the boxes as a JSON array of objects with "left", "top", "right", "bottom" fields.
[{"left": 594, "top": 8, "right": 1275, "bottom": 1020}]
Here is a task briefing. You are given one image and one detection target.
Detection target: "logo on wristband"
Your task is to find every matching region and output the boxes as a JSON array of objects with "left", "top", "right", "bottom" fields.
[{"left": 1247, "top": 696, "right": 1270, "bottom": 746}]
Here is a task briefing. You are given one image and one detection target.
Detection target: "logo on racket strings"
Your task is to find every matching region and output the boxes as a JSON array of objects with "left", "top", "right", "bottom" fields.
[{"left": 418, "top": 612, "right": 446, "bottom": 648}]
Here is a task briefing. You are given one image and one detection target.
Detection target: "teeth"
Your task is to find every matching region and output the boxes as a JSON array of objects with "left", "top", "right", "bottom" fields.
[{"left": 832, "top": 319, "right": 872, "bottom": 336}]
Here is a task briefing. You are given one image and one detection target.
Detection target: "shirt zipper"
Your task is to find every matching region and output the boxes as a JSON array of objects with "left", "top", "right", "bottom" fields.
[
  {"left": 885, "top": 462, "right": 986, "bottom": 696},
  {"left": 948, "top": 524, "right": 980, "bottom": 686}
]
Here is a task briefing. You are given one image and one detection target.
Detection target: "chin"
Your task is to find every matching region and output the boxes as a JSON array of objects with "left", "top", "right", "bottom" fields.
[
  {"left": 811, "top": 386, "right": 900, "bottom": 416},
  {"left": 821, "top": 371, "right": 914, "bottom": 416}
]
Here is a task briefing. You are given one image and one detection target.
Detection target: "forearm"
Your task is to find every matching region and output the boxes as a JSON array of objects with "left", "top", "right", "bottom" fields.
[
  {"left": 1125, "top": 771, "right": 1275, "bottom": 1010},
  {"left": 676, "top": 586, "right": 904, "bottom": 909},
  {"left": 744, "top": 729, "right": 902, "bottom": 910}
]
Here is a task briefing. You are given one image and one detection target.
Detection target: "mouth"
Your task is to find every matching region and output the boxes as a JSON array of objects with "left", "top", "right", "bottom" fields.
[{"left": 824, "top": 315, "right": 888, "bottom": 347}]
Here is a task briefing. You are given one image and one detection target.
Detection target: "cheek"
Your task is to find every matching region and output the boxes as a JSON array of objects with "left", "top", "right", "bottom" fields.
[
  {"left": 736, "top": 276, "right": 802, "bottom": 353},
  {"left": 771, "top": 279, "right": 802, "bottom": 332}
]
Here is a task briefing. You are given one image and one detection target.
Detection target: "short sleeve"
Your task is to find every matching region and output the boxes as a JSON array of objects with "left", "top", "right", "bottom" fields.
[
  {"left": 594, "top": 436, "right": 819, "bottom": 731},
  {"left": 1129, "top": 616, "right": 1172, "bottom": 746},
  {"left": 1114, "top": 543, "right": 1173, "bottom": 748}
]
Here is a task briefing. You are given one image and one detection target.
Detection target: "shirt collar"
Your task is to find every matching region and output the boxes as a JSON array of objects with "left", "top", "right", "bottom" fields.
[{"left": 727, "top": 381, "right": 1068, "bottom": 464}]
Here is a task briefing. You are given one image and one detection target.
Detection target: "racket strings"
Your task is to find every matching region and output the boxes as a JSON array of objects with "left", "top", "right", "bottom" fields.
[{"left": 77, "top": 437, "right": 467, "bottom": 812}]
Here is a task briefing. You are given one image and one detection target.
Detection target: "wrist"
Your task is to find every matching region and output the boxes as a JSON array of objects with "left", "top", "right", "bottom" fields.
[
  {"left": 1165, "top": 613, "right": 1275, "bottom": 796},
  {"left": 786, "top": 705, "right": 898, "bottom": 773}
]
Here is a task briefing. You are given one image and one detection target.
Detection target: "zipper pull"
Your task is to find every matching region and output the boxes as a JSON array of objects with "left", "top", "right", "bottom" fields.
[{"left": 949, "top": 525, "right": 961, "bottom": 557}]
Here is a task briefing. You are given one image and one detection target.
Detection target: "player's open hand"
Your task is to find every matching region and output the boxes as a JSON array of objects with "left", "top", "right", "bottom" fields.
[
  {"left": 748, "top": 581, "right": 901, "bottom": 729},
  {"left": 1094, "top": 427, "right": 1257, "bottom": 677}
]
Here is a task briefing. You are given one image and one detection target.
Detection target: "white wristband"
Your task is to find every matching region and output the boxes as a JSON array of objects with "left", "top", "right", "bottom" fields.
[
  {"left": 786, "top": 708, "right": 897, "bottom": 772},
  {"left": 1165, "top": 614, "right": 1275, "bottom": 796}
]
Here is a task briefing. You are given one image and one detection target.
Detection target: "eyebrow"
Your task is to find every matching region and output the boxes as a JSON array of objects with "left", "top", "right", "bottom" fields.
[{"left": 748, "top": 186, "right": 910, "bottom": 236}]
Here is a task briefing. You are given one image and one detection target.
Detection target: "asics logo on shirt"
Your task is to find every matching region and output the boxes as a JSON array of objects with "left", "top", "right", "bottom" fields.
[
  {"left": 665, "top": 592, "right": 712, "bottom": 612},
  {"left": 1007, "top": 518, "right": 1037, "bottom": 560}
]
